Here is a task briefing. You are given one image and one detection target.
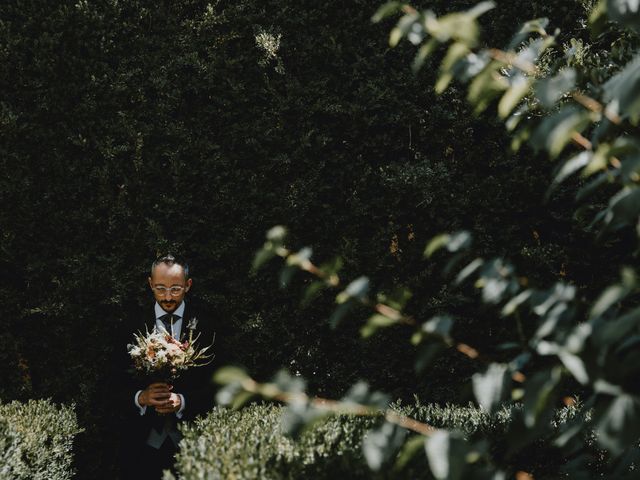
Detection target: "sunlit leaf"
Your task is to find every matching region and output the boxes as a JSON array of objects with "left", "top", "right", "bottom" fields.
[
  {"left": 508, "top": 18, "right": 550, "bottom": 49},
  {"left": 363, "top": 422, "right": 407, "bottom": 471},
  {"left": 412, "top": 38, "right": 439, "bottom": 72},
  {"left": 501, "top": 289, "right": 532, "bottom": 316},
  {"left": 498, "top": 74, "right": 531, "bottom": 118},
  {"left": 535, "top": 68, "right": 576, "bottom": 109},
  {"left": 455, "top": 258, "right": 484, "bottom": 285},
  {"left": 472, "top": 363, "right": 510, "bottom": 413},
  {"left": 213, "top": 366, "right": 249, "bottom": 385},
  {"left": 425, "top": 430, "right": 468, "bottom": 480},
  {"left": 390, "top": 12, "right": 420, "bottom": 47},
  {"left": 530, "top": 105, "right": 592, "bottom": 158},
  {"left": 436, "top": 43, "right": 471, "bottom": 93},
  {"left": 547, "top": 151, "right": 592, "bottom": 196},
  {"left": 377, "top": 287, "right": 412, "bottom": 311},
  {"left": 266, "top": 225, "right": 287, "bottom": 242},
  {"left": 558, "top": 351, "right": 589, "bottom": 384},
  {"left": 467, "top": 61, "right": 508, "bottom": 113},
  {"left": 336, "top": 276, "right": 370, "bottom": 304},
  {"left": 361, "top": 314, "right": 398, "bottom": 338},
  {"left": 371, "top": 1, "right": 404, "bottom": 23},
  {"left": 424, "top": 234, "right": 451, "bottom": 258},
  {"left": 582, "top": 143, "right": 612, "bottom": 177}
]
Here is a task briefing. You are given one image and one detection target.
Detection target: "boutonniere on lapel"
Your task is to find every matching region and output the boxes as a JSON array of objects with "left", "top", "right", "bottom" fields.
[{"left": 127, "top": 317, "right": 214, "bottom": 381}]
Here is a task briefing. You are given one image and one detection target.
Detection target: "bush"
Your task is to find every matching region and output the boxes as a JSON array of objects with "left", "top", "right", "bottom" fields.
[
  {"left": 0, "top": 399, "right": 82, "bottom": 480},
  {"left": 172, "top": 402, "right": 592, "bottom": 479}
]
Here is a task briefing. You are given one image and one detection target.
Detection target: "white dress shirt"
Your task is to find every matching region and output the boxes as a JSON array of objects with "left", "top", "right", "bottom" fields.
[{"left": 134, "top": 301, "right": 186, "bottom": 418}]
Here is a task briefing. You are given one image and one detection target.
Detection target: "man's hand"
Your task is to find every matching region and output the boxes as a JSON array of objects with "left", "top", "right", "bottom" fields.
[
  {"left": 154, "top": 392, "right": 182, "bottom": 414},
  {"left": 138, "top": 382, "right": 172, "bottom": 408}
]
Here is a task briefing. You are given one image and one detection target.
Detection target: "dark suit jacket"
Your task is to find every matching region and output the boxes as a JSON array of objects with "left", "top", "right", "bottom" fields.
[{"left": 116, "top": 301, "right": 218, "bottom": 450}]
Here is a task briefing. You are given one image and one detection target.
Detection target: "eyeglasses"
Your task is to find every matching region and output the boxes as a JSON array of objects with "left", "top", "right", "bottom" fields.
[{"left": 152, "top": 286, "right": 185, "bottom": 297}]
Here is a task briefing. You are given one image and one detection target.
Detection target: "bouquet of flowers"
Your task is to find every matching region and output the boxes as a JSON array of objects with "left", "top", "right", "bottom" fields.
[{"left": 127, "top": 318, "right": 214, "bottom": 380}]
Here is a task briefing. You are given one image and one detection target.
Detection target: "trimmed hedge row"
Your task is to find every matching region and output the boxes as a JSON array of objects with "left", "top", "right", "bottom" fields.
[
  {"left": 0, "top": 399, "right": 81, "bottom": 480},
  {"left": 171, "top": 402, "right": 591, "bottom": 479}
]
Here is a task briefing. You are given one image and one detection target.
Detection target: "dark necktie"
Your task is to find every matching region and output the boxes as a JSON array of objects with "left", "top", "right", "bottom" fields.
[{"left": 159, "top": 313, "right": 181, "bottom": 337}]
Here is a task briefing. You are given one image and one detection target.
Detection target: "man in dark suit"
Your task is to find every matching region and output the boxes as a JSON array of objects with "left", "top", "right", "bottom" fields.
[{"left": 119, "top": 254, "right": 216, "bottom": 479}]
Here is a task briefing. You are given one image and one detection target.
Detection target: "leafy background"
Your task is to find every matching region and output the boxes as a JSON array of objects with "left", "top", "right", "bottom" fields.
[{"left": 0, "top": 0, "right": 625, "bottom": 477}]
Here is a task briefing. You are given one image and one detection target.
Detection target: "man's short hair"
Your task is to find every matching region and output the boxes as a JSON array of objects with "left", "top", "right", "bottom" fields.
[{"left": 151, "top": 254, "right": 190, "bottom": 280}]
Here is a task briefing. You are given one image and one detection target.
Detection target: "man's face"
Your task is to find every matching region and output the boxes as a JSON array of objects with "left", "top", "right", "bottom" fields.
[{"left": 148, "top": 263, "right": 192, "bottom": 313}]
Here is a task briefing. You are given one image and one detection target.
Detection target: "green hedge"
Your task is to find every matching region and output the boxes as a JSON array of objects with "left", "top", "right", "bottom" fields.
[
  {"left": 0, "top": 399, "right": 81, "bottom": 480},
  {"left": 171, "top": 402, "right": 594, "bottom": 479}
]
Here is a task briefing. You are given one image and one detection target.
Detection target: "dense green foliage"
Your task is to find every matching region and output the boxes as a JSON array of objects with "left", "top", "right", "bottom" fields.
[
  {"left": 221, "top": 0, "right": 640, "bottom": 478},
  {"left": 172, "top": 402, "right": 588, "bottom": 479},
  {"left": 0, "top": 399, "right": 81, "bottom": 479},
  {"left": 0, "top": 0, "right": 621, "bottom": 477}
]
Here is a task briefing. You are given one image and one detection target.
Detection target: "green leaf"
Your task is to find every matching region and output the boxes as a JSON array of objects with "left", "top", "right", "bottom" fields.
[
  {"left": 436, "top": 43, "right": 471, "bottom": 93},
  {"left": 606, "top": 0, "right": 640, "bottom": 33},
  {"left": 498, "top": 74, "right": 531, "bottom": 119},
  {"left": 582, "top": 143, "right": 612, "bottom": 177},
  {"left": 363, "top": 423, "right": 407, "bottom": 471},
  {"left": 361, "top": 314, "right": 398, "bottom": 338},
  {"left": 501, "top": 289, "right": 532, "bottom": 316},
  {"left": 213, "top": 366, "right": 249, "bottom": 385},
  {"left": 547, "top": 151, "right": 592, "bottom": 195},
  {"left": 523, "top": 367, "right": 562, "bottom": 427},
  {"left": 425, "top": 431, "right": 468, "bottom": 480},
  {"left": 301, "top": 280, "right": 326, "bottom": 306},
  {"left": 394, "top": 435, "right": 427, "bottom": 472},
  {"left": 602, "top": 54, "right": 640, "bottom": 124},
  {"left": 558, "top": 351, "right": 589, "bottom": 384},
  {"left": 377, "top": 287, "right": 412, "bottom": 311},
  {"left": 535, "top": 68, "right": 576, "bottom": 109},
  {"left": 601, "top": 187, "right": 640, "bottom": 233},
  {"left": 595, "top": 394, "right": 640, "bottom": 455},
  {"left": 412, "top": 38, "right": 439, "bottom": 73},
  {"left": 414, "top": 342, "right": 445, "bottom": 373},
  {"left": 508, "top": 18, "right": 550, "bottom": 49},
  {"left": 472, "top": 363, "right": 510, "bottom": 413},
  {"left": 424, "top": 234, "right": 451, "bottom": 258},
  {"left": 252, "top": 247, "right": 276, "bottom": 271},
  {"left": 279, "top": 265, "right": 298, "bottom": 289},
  {"left": 589, "top": 0, "right": 608, "bottom": 34},
  {"left": 455, "top": 258, "right": 484, "bottom": 285},
  {"left": 371, "top": 1, "right": 404, "bottom": 23},
  {"left": 266, "top": 225, "right": 287, "bottom": 242},
  {"left": 593, "top": 306, "right": 640, "bottom": 346},
  {"left": 413, "top": 315, "right": 454, "bottom": 345},
  {"left": 231, "top": 390, "right": 255, "bottom": 410},
  {"left": 389, "top": 12, "right": 419, "bottom": 47},
  {"left": 590, "top": 268, "right": 636, "bottom": 318},
  {"left": 336, "top": 276, "right": 370, "bottom": 303},
  {"left": 328, "top": 301, "right": 354, "bottom": 329},
  {"left": 530, "top": 105, "right": 592, "bottom": 158},
  {"left": 467, "top": 61, "right": 508, "bottom": 113}
]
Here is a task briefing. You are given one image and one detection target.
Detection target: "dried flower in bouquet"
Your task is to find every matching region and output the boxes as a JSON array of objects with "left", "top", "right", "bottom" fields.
[{"left": 127, "top": 319, "right": 214, "bottom": 380}]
